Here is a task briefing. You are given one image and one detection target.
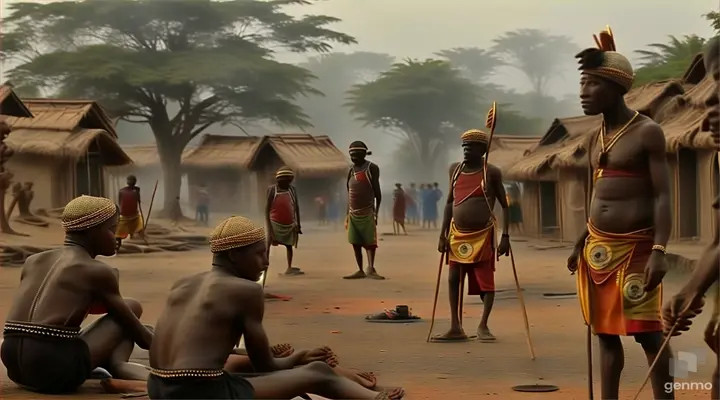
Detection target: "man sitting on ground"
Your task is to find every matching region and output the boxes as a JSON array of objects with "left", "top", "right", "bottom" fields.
[
  {"left": 1, "top": 195, "right": 153, "bottom": 394},
  {"left": 147, "top": 215, "right": 404, "bottom": 399}
]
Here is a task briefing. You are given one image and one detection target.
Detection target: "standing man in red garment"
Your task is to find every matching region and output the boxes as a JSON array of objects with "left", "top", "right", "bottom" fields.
[
  {"left": 115, "top": 175, "right": 145, "bottom": 250},
  {"left": 344, "top": 141, "right": 383, "bottom": 280},
  {"left": 265, "top": 166, "right": 303, "bottom": 276},
  {"left": 392, "top": 183, "right": 407, "bottom": 236}
]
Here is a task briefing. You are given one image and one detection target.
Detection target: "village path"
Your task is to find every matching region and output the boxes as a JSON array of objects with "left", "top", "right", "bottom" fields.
[{"left": 0, "top": 222, "right": 715, "bottom": 399}]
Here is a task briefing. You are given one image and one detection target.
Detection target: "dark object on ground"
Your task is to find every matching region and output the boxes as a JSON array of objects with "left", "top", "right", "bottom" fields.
[
  {"left": 511, "top": 384, "right": 559, "bottom": 393},
  {"left": 365, "top": 305, "right": 421, "bottom": 323}
]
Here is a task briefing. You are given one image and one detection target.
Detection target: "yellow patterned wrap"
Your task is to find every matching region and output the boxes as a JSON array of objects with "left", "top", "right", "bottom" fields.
[
  {"left": 460, "top": 129, "right": 489, "bottom": 144},
  {"left": 576, "top": 222, "right": 662, "bottom": 335},
  {"left": 61, "top": 195, "right": 117, "bottom": 233},
  {"left": 447, "top": 221, "right": 494, "bottom": 264},
  {"left": 209, "top": 216, "right": 266, "bottom": 253}
]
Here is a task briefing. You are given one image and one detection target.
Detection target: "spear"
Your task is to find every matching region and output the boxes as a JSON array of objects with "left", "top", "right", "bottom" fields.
[{"left": 141, "top": 180, "right": 159, "bottom": 245}]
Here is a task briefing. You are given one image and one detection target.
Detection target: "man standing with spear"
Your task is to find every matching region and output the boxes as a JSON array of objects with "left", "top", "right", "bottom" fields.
[{"left": 428, "top": 104, "right": 534, "bottom": 355}]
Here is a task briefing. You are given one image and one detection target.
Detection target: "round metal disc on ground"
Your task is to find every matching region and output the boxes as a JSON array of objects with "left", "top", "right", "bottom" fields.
[{"left": 511, "top": 384, "right": 559, "bottom": 393}]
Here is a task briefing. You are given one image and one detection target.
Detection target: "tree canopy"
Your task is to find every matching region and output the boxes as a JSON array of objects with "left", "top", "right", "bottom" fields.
[
  {"left": 491, "top": 29, "right": 578, "bottom": 95},
  {"left": 346, "top": 59, "right": 485, "bottom": 175},
  {"left": 633, "top": 34, "right": 707, "bottom": 87},
  {"left": 1, "top": 0, "right": 355, "bottom": 211}
]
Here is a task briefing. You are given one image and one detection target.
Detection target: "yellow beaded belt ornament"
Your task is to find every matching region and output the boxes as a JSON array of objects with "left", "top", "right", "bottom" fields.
[
  {"left": 61, "top": 195, "right": 117, "bottom": 232},
  {"left": 149, "top": 368, "right": 224, "bottom": 378},
  {"left": 3, "top": 321, "right": 80, "bottom": 339},
  {"left": 209, "top": 216, "right": 266, "bottom": 253}
]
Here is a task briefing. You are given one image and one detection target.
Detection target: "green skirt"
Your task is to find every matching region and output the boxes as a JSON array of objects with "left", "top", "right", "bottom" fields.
[
  {"left": 347, "top": 214, "right": 377, "bottom": 247},
  {"left": 271, "top": 221, "right": 298, "bottom": 247}
]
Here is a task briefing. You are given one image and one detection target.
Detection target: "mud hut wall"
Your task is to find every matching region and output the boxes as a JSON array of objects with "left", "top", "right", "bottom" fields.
[
  {"left": 666, "top": 156, "right": 680, "bottom": 241},
  {"left": 186, "top": 168, "right": 254, "bottom": 215},
  {"left": 4, "top": 154, "right": 55, "bottom": 212},
  {"left": 558, "top": 172, "right": 587, "bottom": 242},
  {"left": 697, "top": 151, "right": 717, "bottom": 242},
  {"left": 519, "top": 181, "right": 541, "bottom": 237}
]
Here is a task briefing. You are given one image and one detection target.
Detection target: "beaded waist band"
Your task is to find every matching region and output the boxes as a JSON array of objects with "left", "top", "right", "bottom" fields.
[
  {"left": 3, "top": 321, "right": 80, "bottom": 339},
  {"left": 150, "top": 368, "right": 224, "bottom": 378}
]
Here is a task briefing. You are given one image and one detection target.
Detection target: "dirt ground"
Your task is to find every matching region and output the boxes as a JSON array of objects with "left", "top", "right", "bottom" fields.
[{"left": 0, "top": 221, "right": 716, "bottom": 399}]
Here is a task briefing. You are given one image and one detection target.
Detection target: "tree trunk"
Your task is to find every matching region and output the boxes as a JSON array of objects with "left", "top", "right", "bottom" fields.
[{"left": 155, "top": 138, "right": 184, "bottom": 219}]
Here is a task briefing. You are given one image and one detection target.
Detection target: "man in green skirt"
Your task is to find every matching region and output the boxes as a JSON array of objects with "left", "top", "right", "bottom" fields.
[
  {"left": 344, "top": 141, "right": 383, "bottom": 280},
  {"left": 265, "top": 166, "right": 303, "bottom": 276}
]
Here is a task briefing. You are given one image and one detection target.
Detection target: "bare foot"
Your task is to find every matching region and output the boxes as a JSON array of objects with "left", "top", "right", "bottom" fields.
[
  {"left": 343, "top": 270, "right": 366, "bottom": 279},
  {"left": 477, "top": 325, "right": 496, "bottom": 342},
  {"left": 376, "top": 387, "right": 405, "bottom": 400},
  {"left": 430, "top": 329, "right": 468, "bottom": 342},
  {"left": 271, "top": 343, "right": 295, "bottom": 358},
  {"left": 100, "top": 378, "right": 147, "bottom": 394},
  {"left": 366, "top": 269, "right": 385, "bottom": 280},
  {"left": 333, "top": 367, "right": 376, "bottom": 389}
]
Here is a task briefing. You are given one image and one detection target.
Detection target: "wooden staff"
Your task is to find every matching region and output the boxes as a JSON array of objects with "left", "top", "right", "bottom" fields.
[
  {"left": 484, "top": 102, "right": 535, "bottom": 360},
  {"left": 426, "top": 251, "right": 446, "bottom": 342},
  {"left": 142, "top": 180, "right": 159, "bottom": 231}
]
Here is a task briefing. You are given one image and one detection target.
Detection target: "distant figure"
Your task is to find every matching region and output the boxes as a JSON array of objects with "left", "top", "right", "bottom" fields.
[
  {"left": 195, "top": 184, "right": 210, "bottom": 226},
  {"left": 116, "top": 175, "right": 145, "bottom": 249},
  {"left": 418, "top": 184, "right": 427, "bottom": 227},
  {"left": 327, "top": 191, "right": 341, "bottom": 229},
  {"left": 392, "top": 183, "right": 407, "bottom": 236},
  {"left": 344, "top": 141, "right": 383, "bottom": 280},
  {"left": 507, "top": 182, "right": 523, "bottom": 235},
  {"left": 266, "top": 167, "right": 303, "bottom": 276},
  {"left": 315, "top": 195, "right": 327, "bottom": 225},
  {"left": 406, "top": 183, "right": 418, "bottom": 225},
  {"left": 425, "top": 182, "right": 443, "bottom": 229}
]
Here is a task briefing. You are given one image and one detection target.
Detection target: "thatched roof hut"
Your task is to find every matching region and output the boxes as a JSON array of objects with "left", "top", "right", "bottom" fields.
[
  {"left": 3, "top": 99, "right": 130, "bottom": 209},
  {"left": 4, "top": 99, "right": 130, "bottom": 166},
  {"left": 0, "top": 85, "right": 33, "bottom": 117},
  {"left": 248, "top": 134, "right": 349, "bottom": 178},
  {"left": 488, "top": 135, "right": 541, "bottom": 174},
  {"left": 182, "top": 134, "right": 263, "bottom": 170}
]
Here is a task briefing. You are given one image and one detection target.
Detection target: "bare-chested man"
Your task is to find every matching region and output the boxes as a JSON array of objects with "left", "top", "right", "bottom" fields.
[
  {"left": 433, "top": 129, "right": 510, "bottom": 342},
  {"left": 566, "top": 28, "right": 674, "bottom": 399},
  {"left": 266, "top": 166, "right": 303, "bottom": 276},
  {"left": 116, "top": 175, "right": 145, "bottom": 249},
  {"left": 1, "top": 195, "right": 153, "bottom": 394},
  {"left": 662, "top": 36, "right": 720, "bottom": 399},
  {"left": 148, "top": 216, "right": 404, "bottom": 399},
  {"left": 344, "top": 141, "right": 383, "bottom": 280}
]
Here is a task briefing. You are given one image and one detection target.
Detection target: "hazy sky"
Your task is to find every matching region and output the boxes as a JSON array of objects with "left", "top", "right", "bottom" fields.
[{"left": 1, "top": 0, "right": 717, "bottom": 95}]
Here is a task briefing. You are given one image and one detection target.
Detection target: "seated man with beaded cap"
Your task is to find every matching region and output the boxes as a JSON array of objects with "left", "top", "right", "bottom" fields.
[
  {"left": 566, "top": 27, "right": 674, "bottom": 399},
  {"left": 148, "top": 216, "right": 404, "bottom": 400},
  {"left": 1, "top": 195, "right": 154, "bottom": 394}
]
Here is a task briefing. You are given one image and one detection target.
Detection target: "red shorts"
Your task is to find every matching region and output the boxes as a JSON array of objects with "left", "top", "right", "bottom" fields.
[{"left": 449, "top": 259, "right": 495, "bottom": 296}]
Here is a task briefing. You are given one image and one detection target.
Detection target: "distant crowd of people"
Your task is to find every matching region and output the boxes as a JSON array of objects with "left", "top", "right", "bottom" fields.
[{"left": 391, "top": 182, "right": 443, "bottom": 234}]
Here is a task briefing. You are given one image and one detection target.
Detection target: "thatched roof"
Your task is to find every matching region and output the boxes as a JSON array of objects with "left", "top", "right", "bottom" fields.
[
  {"left": 488, "top": 135, "right": 541, "bottom": 173},
  {"left": 250, "top": 134, "right": 349, "bottom": 177},
  {"left": 3, "top": 99, "right": 130, "bottom": 166},
  {"left": 182, "top": 134, "right": 262, "bottom": 169},
  {"left": 112, "top": 145, "right": 162, "bottom": 171},
  {"left": 0, "top": 85, "right": 33, "bottom": 117},
  {"left": 624, "top": 80, "right": 685, "bottom": 119}
]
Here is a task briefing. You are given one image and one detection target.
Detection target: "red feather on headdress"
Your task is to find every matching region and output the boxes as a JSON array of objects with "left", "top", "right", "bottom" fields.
[{"left": 593, "top": 26, "right": 616, "bottom": 52}]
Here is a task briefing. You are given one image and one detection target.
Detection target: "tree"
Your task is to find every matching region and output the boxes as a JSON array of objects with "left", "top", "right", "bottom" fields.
[
  {"left": 635, "top": 35, "right": 707, "bottom": 67},
  {"left": 297, "top": 52, "right": 394, "bottom": 146},
  {"left": 346, "top": 59, "right": 483, "bottom": 176},
  {"left": 1, "top": 0, "right": 355, "bottom": 213},
  {"left": 434, "top": 47, "right": 503, "bottom": 83},
  {"left": 706, "top": 11, "right": 720, "bottom": 33},
  {"left": 491, "top": 29, "right": 579, "bottom": 95}
]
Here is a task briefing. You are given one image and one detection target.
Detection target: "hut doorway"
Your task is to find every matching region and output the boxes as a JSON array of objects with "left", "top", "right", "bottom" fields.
[
  {"left": 539, "top": 181, "right": 559, "bottom": 237},
  {"left": 76, "top": 149, "right": 104, "bottom": 197},
  {"left": 677, "top": 149, "right": 699, "bottom": 239}
]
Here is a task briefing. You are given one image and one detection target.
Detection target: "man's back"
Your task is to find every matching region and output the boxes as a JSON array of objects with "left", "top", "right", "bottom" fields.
[
  {"left": 150, "top": 271, "right": 255, "bottom": 371},
  {"left": 6, "top": 247, "right": 106, "bottom": 328}
]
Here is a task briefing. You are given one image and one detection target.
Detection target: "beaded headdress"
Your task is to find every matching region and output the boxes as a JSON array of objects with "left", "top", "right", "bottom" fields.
[
  {"left": 61, "top": 195, "right": 117, "bottom": 232},
  {"left": 575, "top": 26, "right": 634, "bottom": 93},
  {"left": 209, "top": 216, "right": 266, "bottom": 253},
  {"left": 275, "top": 166, "right": 295, "bottom": 179},
  {"left": 460, "top": 129, "right": 489, "bottom": 144}
]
